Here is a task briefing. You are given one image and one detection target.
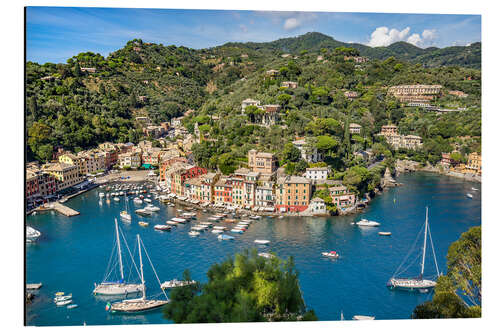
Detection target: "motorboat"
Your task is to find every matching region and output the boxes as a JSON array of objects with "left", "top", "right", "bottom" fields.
[
  {"left": 211, "top": 229, "right": 224, "bottom": 234},
  {"left": 218, "top": 234, "right": 235, "bottom": 241},
  {"left": 120, "top": 211, "right": 132, "bottom": 222},
  {"left": 67, "top": 304, "right": 78, "bottom": 309},
  {"left": 99, "top": 193, "right": 105, "bottom": 198},
  {"left": 154, "top": 225, "right": 171, "bottom": 231},
  {"left": 230, "top": 228, "right": 244, "bottom": 234},
  {"left": 378, "top": 231, "right": 392, "bottom": 236},
  {"left": 171, "top": 217, "right": 187, "bottom": 224},
  {"left": 144, "top": 198, "right": 152, "bottom": 203},
  {"left": 471, "top": 187, "right": 479, "bottom": 191},
  {"left": 258, "top": 252, "right": 275, "bottom": 259},
  {"left": 466, "top": 193, "right": 473, "bottom": 198},
  {"left": 254, "top": 239, "right": 270, "bottom": 245},
  {"left": 54, "top": 294, "right": 72, "bottom": 302},
  {"left": 56, "top": 299, "right": 73, "bottom": 306},
  {"left": 353, "top": 315, "right": 375, "bottom": 320},
  {"left": 133, "top": 198, "right": 143, "bottom": 205},
  {"left": 144, "top": 204, "right": 160, "bottom": 212},
  {"left": 138, "top": 221, "right": 149, "bottom": 227},
  {"left": 26, "top": 226, "right": 41, "bottom": 242},
  {"left": 322, "top": 251, "right": 339, "bottom": 258},
  {"left": 166, "top": 221, "right": 179, "bottom": 226},
  {"left": 355, "top": 219, "right": 380, "bottom": 227},
  {"left": 161, "top": 279, "right": 196, "bottom": 289},
  {"left": 213, "top": 226, "right": 226, "bottom": 230},
  {"left": 135, "top": 209, "right": 152, "bottom": 216},
  {"left": 114, "top": 197, "right": 120, "bottom": 202},
  {"left": 188, "top": 231, "right": 200, "bottom": 237}
]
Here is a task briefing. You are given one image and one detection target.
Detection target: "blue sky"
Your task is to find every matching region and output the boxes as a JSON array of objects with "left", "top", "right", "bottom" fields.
[{"left": 26, "top": 7, "right": 481, "bottom": 64}]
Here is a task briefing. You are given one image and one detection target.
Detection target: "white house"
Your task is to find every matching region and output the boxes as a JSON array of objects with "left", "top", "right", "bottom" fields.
[
  {"left": 305, "top": 167, "right": 329, "bottom": 182},
  {"left": 310, "top": 197, "right": 326, "bottom": 214},
  {"left": 293, "top": 139, "right": 322, "bottom": 163}
]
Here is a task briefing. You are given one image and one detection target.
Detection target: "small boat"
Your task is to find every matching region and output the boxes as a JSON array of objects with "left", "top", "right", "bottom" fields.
[
  {"left": 249, "top": 215, "right": 261, "bottom": 220},
  {"left": 213, "top": 226, "right": 227, "bottom": 230},
  {"left": 188, "top": 231, "right": 200, "bottom": 237},
  {"left": 138, "top": 221, "right": 149, "bottom": 227},
  {"left": 99, "top": 193, "right": 105, "bottom": 198},
  {"left": 166, "top": 221, "right": 179, "bottom": 226},
  {"left": 218, "top": 234, "right": 235, "bottom": 241},
  {"left": 230, "top": 228, "right": 244, "bottom": 234},
  {"left": 56, "top": 299, "right": 72, "bottom": 306},
  {"left": 471, "top": 187, "right": 479, "bottom": 191},
  {"left": 114, "top": 197, "right": 120, "bottom": 202},
  {"left": 54, "top": 295, "right": 72, "bottom": 302},
  {"left": 378, "top": 231, "right": 392, "bottom": 236},
  {"left": 144, "top": 198, "right": 152, "bottom": 203},
  {"left": 278, "top": 216, "right": 284, "bottom": 219},
  {"left": 224, "top": 218, "right": 237, "bottom": 223},
  {"left": 120, "top": 211, "right": 132, "bottom": 222},
  {"left": 133, "top": 198, "right": 143, "bottom": 204},
  {"left": 211, "top": 229, "right": 224, "bottom": 234},
  {"left": 258, "top": 252, "right": 275, "bottom": 259},
  {"left": 161, "top": 279, "right": 196, "bottom": 289},
  {"left": 322, "top": 251, "right": 339, "bottom": 258},
  {"left": 154, "top": 225, "right": 171, "bottom": 231},
  {"left": 171, "top": 217, "right": 187, "bottom": 224},
  {"left": 67, "top": 304, "right": 79, "bottom": 309},
  {"left": 135, "top": 209, "right": 152, "bottom": 216},
  {"left": 466, "top": 193, "right": 473, "bottom": 198},
  {"left": 254, "top": 239, "right": 270, "bottom": 245},
  {"left": 144, "top": 204, "right": 160, "bottom": 212},
  {"left": 355, "top": 219, "right": 380, "bottom": 227},
  {"left": 353, "top": 315, "right": 375, "bottom": 320},
  {"left": 55, "top": 291, "right": 65, "bottom": 297}
]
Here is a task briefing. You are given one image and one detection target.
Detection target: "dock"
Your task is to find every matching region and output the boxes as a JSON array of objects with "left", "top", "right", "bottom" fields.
[
  {"left": 53, "top": 202, "right": 80, "bottom": 217},
  {"left": 26, "top": 283, "right": 42, "bottom": 290}
]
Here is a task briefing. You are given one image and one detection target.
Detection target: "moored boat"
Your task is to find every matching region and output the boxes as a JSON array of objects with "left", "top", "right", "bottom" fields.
[
  {"left": 466, "top": 193, "right": 473, "bottom": 198},
  {"left": 138, "top": 221, "right": 149, "bottom": 227},
  {"left": 378, "top": 231, "right": 392, "bottom": 236},
  {"left": 353, "top": 315, "right": 375, "bottom": 320},
  {"left": 254, "top": 239, "right": 270, "bottom": 245},
  {"left": 154, "top": 225, "right": 171, "bottom": 231},
  {"left": 218, "top": 234, "right": 235, "bottom": 241},
  {"left": 161, "top": 279, "right": 196, "bottom": 289},
  {"left": 322, "top": 251, "right": 339, "bottom": 258},
  {"left": 355, "top": 219, "right": 380, "bottom": 227},
  {"left": 135, "top": 209, "right": 152, "bottom": 216},
  {"left": 188, "top": 231, "right": 200, "bottom": 237},
  {"left": 26, "top": 226, "right": 41, "bottom": 242}
]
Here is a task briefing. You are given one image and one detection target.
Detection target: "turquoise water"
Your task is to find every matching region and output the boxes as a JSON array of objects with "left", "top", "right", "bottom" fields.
[{"left": 26, "top": 172, "right": 481, "bottom": 326}]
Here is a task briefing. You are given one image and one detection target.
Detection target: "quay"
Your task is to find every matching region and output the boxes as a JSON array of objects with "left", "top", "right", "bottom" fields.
[
  {"left": 26, "top": 283, "right": 42, "bottom": 290},
  {"left": 36, "top": 202, "right": 80, "bottom": 217}
]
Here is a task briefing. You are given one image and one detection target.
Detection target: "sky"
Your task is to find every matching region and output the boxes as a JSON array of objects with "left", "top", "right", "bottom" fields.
[{"left": 26, "top": 6, "right": 481, "bottom": 64}]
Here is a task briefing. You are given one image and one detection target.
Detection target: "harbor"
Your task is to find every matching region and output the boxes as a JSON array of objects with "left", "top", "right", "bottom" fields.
[{"left": 25, "top": 172, "right": 481, "bottom": 326}]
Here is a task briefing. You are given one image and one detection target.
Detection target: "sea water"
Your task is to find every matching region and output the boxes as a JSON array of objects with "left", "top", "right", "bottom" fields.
[{"left": 25, "top": 172, "right": 481, "bottom": 325}]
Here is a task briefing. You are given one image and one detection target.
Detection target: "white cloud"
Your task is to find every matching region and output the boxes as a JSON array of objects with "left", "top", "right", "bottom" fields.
[
  {"left": 284, "top": 18, "right": 300, "bottom": 30},
  {"left": 367, "top": 26, "right": 438, "bottom": 47},
  {"left": 367, "top": 26, "right": 410, "bottom": 47}
]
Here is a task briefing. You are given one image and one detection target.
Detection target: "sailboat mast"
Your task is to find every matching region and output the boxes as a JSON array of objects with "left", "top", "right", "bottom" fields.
[
  {"left": 138, "top": 234, "right": 146, "bottom": 300},
  {"left": 115, "top": 218, "right": 124, "bottom": 280},
  {"left": 421, "top": 207, "right": 428, "bottom": 278}
]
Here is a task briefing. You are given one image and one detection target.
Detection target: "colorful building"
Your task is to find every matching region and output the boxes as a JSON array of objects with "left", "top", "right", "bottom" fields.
[
  {"left": 275, "top": 176, "right": 311, "bottom": 213},
  {"left": 329, "top": 184, "right": 356, "bottom": 209},
  {"left": 42, "top": 163, "right": 82, "bottom": 191},
  {"left": 247, "top": 149, "right": 278, "bottom": 175}
]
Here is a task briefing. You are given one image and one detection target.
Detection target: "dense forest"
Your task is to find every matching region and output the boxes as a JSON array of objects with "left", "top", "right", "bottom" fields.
[{"left": 26, "top": 32, "right": 481, "bottom": 191}]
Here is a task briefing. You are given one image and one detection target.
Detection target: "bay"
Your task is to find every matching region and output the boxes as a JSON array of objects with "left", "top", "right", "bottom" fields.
[{"left": 25, "top": 172, "right": 481, "bottom": 325}]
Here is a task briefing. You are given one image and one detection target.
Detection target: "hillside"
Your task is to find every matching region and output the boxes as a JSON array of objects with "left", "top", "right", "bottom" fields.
[{"left": 222, "top": 32, "right": 481, "bottom": 69}]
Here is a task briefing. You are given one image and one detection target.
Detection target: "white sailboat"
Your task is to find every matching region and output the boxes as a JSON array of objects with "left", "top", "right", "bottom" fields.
[
  {"left": 109, "top": 235, "right": 169, "bottom": 313},
  {"left": 120, "top": 195, "right": 132, "bottom": 222},
  {"left": 93, "top": 219, "right": 144, "bottom": 296},
  {"left": 387, "top": 207, "right": 440, "bottom": 292}
]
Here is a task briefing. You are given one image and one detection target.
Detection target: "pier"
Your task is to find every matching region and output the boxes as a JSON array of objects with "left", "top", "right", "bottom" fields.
[{"left": 36, "top": 202, "right": 80, "bottom": 217}]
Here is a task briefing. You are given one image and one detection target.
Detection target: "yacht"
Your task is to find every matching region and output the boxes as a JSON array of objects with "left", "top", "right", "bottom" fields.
[
  {"left": 355, "top": 219, "right": 380, "bottom": 227},
  {"left": 26, "top": 226, "right": 41, "bottom": 242}
]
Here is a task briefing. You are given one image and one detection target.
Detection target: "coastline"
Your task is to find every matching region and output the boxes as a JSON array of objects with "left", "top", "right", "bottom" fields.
[{"left": 396, "top": 159, "right": 481, "bottom": 183}]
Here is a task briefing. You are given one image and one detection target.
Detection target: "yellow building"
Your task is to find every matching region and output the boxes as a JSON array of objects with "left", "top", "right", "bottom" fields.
[
  {"left": 43, "top": 162, "right": 82, "bottom": 191},
  {"left": 59, "top": 153, "right": 86, "bottom": 176},
  {"left": 466, "top": 152, "right": 482, "bottom": 175}
]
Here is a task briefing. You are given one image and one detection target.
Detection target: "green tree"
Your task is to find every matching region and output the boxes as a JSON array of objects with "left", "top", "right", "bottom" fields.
[
  {"left": 282, "top": 142, "right": 301, "bottom": 163},
  {"left": 163, "top": 250, "right": 317, "bottom": 323}
]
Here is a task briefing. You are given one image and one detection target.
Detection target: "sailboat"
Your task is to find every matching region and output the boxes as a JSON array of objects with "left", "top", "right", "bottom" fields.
[
  {"left": 387, "top": 207, "right": 440, "bottom": 292},
  {"left": 109, "top": 234, "right": 169, "bottom": 313},
  {"left": 93, "top": 219, "right": 144, "bottom": 296},
  {"left": 120, "top": 194, "right": 132, "bottom": 222}
]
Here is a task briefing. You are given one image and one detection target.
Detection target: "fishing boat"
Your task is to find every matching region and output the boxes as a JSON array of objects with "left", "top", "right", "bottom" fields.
[
  {"left": 353, "top": 315, "right": 375, "bottom": 320},
  {"left": 387, "top": 207, "right": 439, "bottom": 292},
  {"left": 188, "top": 231, "right": 200, "bottom": 237},
  {"left": 154, "top": 225, "right": 171, "bottom": 231},
  {"left": 355, "top": 219, "right": 380, "bottom": 227},
  {"left": 378, "top": 232, "right": 392, "bottom": 236},
  {"left": 466, "top": 193, "right": 473, "bottom": 198},
  {"left": 109, "top": 235, "right": 169, "bottom": 313},
  {"left": 138, "top": 221, "right": 149, "bottom": 227},
  {"left": 218, "top": 234, "right": 235, "bottom": 241},
  {"left": 26, "top": 226, "right": 41, "bottom": 242},
  {"left": 161, "top": 279, "right": 196, "bottom": 289},
  {"left": 135, "top": 209, "right": 152, "bottom": 216},
  {"left": 93, "top": 219, "right": 144, "bottom": 296},
  {"left": 254, "top": 239, "right": 270, "bottom": 245},
  {"left": 322, "top": 251, "right": 339, "bottom": 258}
]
